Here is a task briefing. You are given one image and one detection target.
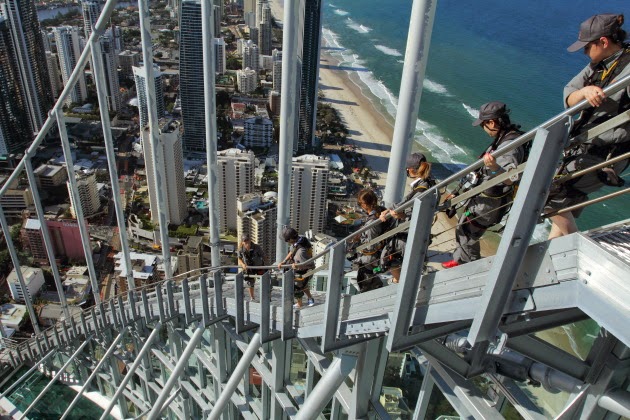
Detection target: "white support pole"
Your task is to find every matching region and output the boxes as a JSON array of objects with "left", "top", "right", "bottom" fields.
[
  {"left": 56, "top": 108, "right": 101, "bottom": 305},
  {"left": 202, "top": 0, "right": 221, "bottom": 267},
  {"left": 99, "top": 323, "right": 162, "bottom": 420},
  {"left": 138, "top": 0, "right": 172, "bottom": 278},
  {"left": 90, "top": 34, "right": 136, "bottom": 291},
  {"left": 208, "top": 332, "right": 261, "bottom": 420},
  {"left": 24, "top": 159, "right": 70, "bottom": 320},
  {"left": 0, "top": 0, "right": 118, "bottom": 199},
  {"left": 0, "top": 207, "right": 41, "bottom": 334},
  {"left": 275, "top": 0, "right": 302, "bottom": 262},
  {"left": 147, "top": 324, "right": 205, "bottom": 420},
  {"left": 382, "top": 0, "right": 437, "bottom": 208},
  {"left": 296, "top": 354, "right": 357, "bottom": 420},
  {"left": 20, "top": 337, "right": 93, "bottom": 419},
  {"left": 60, "top": 328, "right": 129, "bottom": 420}
]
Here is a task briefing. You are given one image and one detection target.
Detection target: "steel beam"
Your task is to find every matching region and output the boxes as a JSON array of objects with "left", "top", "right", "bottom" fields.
[
  {"left": 321, "top": 245, "right": 345, "bottom": 352},
  {"left": 386, "top": 191, "right": 438, "bottom": 351},
  {"left": 467, "top": 119, "right": 570, "bottom": 348},
  {"left": 55, "top": 108, "right": 101, "bottom": 305},
  {"left": 20, "top": 337, "right": 92, "bottom": 419},
  {"left": 350, "top": 340, "right": 381, "bottom": 419},
  {"left": 260, "top": 272, "right": 280, "bottom": 343},
  {"left": 138, "top": 0, "right": 172, "bottom": 278},
  {"left": 202, "top": 0, "right": 221, "bottom": 267},
  {"left": 295, "top": 353, "right": 357, "bottom": 420},
  {"left": 275, "top": 0, "right": 301, "bottom": 261},
  {"left": 89, "top": 33, "right": 135, "bottom": 291},
  {"left": 99, "top": 322, "right": 162, "bottom": 420},
  {"left": 25, "top": 159, "right": 70, "bottom": 319},
  {"left": 383, "top": 0, "right": 437, "bottom": 207},
  {"left": 0, "top": 208, "right": 41, "bottom": 334},
  {"left": 208, "top": 332, "right": 261, "bottom": 420},
  {"left": 0, "top": 350, "right": 56, "bottom": 399}
]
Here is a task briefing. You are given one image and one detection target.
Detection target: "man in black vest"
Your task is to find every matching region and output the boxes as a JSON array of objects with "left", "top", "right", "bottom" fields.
[
  {"left": 546, "top": 14, "right": 630, "bottom": 239},
  {"left": 237, "top": 234, "right": 266, "bottom": 301}
]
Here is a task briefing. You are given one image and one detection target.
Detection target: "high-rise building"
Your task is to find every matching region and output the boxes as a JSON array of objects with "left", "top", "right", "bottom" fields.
[
  {"left": 243, "top": 116, "right": 273, "bottom": 148},
  {"left": 41, "top": 29, "right": 52, "bottom": 52},
  {"left": 0, "top": 17, "right": 32, "bottom": 156},
  {"left": 243, "top": 0, "right": 256, "bottom": 20},
  {"left": 272, "top": 48, "right": 282, "bottom": 92},
  {"left": 53, "top": 26, "right": 87, "bottom": 106},
  {"left": 257, "top": 3, "right": 272, "bottom": 55},
  {"left": 68, "top": 171, "right": 100, "bottom": 218},
  {"left": 296, "top": 0, "right": 324, "bottom": 152},
  {"left": 214, "top": 38, "right": 226, "bottom": 75},
  {"left": 1, "top": 0, "right": 54, "bottom": 135},
  {"left": 217, "top": 148, "right": 255, "bottom": 233},
  {"left": 179, "top": 0, "right": 206, "bottom": 152},
  {"left": 142, "top": 119, "right": 187, "bottom": 225},
  {"left": 237, "top": 192, "right": 277, "bottom": 261},
  {"left": 133, "top": 64, "right": 165, "bottom": 129},
  {"left": 118, "top": 50, "right": 140, "bottom": 80},
  {"left": 81, "top": 0, "right": 121, "bottom": 112},
  {"left": 236, "top": 68, "right": 257, "bottom": 94},
  {"left": 242, "top": 40, "right": 259, "bottom": 73},
  {"left": 7, "top": 266, "right": 44, "bottom": 303},
  {"left": 290, "top": 155, "right": 329, "bottom": 235},
  {"left": 45, "top": 52, "right": 62, "bottom": 101}
]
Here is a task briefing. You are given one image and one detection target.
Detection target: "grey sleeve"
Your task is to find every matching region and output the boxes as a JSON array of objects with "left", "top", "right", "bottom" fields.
[
  {"left": 495, "top": 147, "right": 523, "bottom": 183},
  {"left": 361, "top": 219, "right": 382, "bottom": 253},
  {"left": 563, "top": 65, "right": 590, "bottom": 108}
]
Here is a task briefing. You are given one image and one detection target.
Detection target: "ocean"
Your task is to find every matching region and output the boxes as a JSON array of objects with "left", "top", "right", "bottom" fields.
[{"left": 321, "top": 0, "right": 630, "bottom": 231}]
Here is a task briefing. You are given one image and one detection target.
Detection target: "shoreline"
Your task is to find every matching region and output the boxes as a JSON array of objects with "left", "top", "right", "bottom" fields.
[{"left": 268, "top": 0, "right": 495, "bottom": 260}]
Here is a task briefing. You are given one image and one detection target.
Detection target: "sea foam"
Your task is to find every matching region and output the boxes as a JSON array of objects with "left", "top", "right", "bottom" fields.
[
  {"left": 462, "top": 103, "right": 479, "bottom": 119},
  {"left": 333, "top": 9, "right": 348, "bottom": 16},
  {"left": 374, "top": 45, "right": 402, "bottom": 57},
  {"left": 346, "top": 18, "right": 371, "bottom": 33}
]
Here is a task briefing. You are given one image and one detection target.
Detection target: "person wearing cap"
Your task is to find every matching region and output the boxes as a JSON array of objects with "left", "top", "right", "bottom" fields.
[
  {"left": 442, "top": 101, "right": 525, "bottom": 268},
  {"left": 546, "top": 13, "right": 630, "bottom": 239},
  {"left": 278, "top": 227, "right": 316, "bottom": 308},
  {"left": 237, "top": 234, "right": 266, "bottom": 301},
  {"left": 379, "top": 152, "right": 435, "bottom": 282}
]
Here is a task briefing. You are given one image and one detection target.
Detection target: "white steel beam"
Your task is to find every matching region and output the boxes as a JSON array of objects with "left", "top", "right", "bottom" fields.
[
  {"left": 55, "top": 108, "right": 101, "bottom": 305},
  {"left": 383, "top": 0, "right": 437, "bottom": 207}
]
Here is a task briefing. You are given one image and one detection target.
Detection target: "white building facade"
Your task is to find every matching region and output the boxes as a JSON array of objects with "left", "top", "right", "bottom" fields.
[
  {"left": 142, "top": 119, "right": 187, "bottom": 225},
  {"left": 237, "top": 68, "right": 258, "bottom": 94},
  {"left": 68, "top": 171, "right": 100, "bottom": 218},
  {"left": 53, "top": 26, "right": 86, "bottom": 106},
  {"left": 243, "top": 116, "right": 273, "bottom": 148},
  {"left": 7, "top": 267, "right": 45, "bottom": 303},
  {"left": 237, "top": 192, "right": 277, "bottom": 262},
  {"left": 217, "top": 148, "right": 255, "bottom": 233},
  {"left": 290, "top": 155, "right": 330, "bottom": 236}
]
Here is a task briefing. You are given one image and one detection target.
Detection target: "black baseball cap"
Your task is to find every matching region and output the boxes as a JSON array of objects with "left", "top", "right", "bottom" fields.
[
  {"left": 567, "top": 14, "right": 624, "bottom": 53},
  {"left": 406, "top": 153, "right": 426, "bottom": 169},
  {"left": 472, "top": 101, "right": 508, "bottom": 126}
]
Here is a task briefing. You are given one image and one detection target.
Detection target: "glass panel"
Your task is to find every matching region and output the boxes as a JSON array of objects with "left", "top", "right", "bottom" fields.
[{"left": 534, "top": 319, "right": 600, "bottom": 361}]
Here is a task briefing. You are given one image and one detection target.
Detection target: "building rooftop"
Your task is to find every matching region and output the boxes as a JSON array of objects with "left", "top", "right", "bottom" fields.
[
  {"left": 7, "top": 266, "right": 43, "bottom": 284},
  {"left": 33, "top": 164, "right": 65, "bottom": 178},
  {"left": 24, "top": 218, "right": 41, "bottom": 230},
  {"left": 38, "top": 304, "right": 82, "bottom": 321},
  {"left": 0, "top": 304, "right": 26, "bottom": 331}
]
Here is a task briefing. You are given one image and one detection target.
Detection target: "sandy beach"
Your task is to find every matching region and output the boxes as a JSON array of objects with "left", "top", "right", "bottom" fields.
[{"left": 267, "top": 0, "right": 494, "bottom": 262}]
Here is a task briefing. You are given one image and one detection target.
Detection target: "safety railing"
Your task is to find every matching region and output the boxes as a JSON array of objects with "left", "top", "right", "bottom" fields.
[{"left": 1, "top": 0, "right": 630, "bottom": 375}]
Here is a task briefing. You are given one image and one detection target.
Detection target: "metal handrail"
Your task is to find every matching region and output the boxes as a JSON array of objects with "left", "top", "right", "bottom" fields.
[{"left": 4, "top": 36, "right": 630, "bottom": 361}]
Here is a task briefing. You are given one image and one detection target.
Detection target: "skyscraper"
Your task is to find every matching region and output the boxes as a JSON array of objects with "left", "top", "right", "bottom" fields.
[
  {"left": 53, "top": 26, "right": 87, "bottom": 106},
  {"left": 236, "top": 68, "right": 257, "bottom": 94},
  {"left": 257, "top": 2, "right": 272, "bottom": 56},
  {"left": 179, "top": 0, "right": 206, "bottom": 152},
  {"left": 45, "top": 52, "right": 62, "bottom": 101},
  {"left": 290, "top": 154, "right": 329, "bottom": 235},
  {"left": 237, "top": 192, "right": 277, "bottom": 261},
  {"left": 0, "top": 17, "right": 32, "bottom": 155},
  {"left": 214, "top": 38, "right": 226, "bottom": 75},
  {"left": 242, "top": 40, "right": 259, "bottom": 73},
  {"left": 217, "top": 148, "right": 255, "bottom": 233},
  {"left": 133, "top": 64, "right": 165, "bottom": 129},
  {"left": 1, "top": 0, "right": 54, "bottom": 135},
  {"left": 69, "top": 171, "right": 100, "bottom": 218},
  {"left": 81, "top": 0, "right": 121, "bottom": 112},
  {"left": 142, "top": 119, "right": 187, "bottom": 225},
  {"left": 296, "top": 0, "right": 323, "bottom": 152},
  {"left": 272, "top": 48, "right": 282, "bottom": 92}
]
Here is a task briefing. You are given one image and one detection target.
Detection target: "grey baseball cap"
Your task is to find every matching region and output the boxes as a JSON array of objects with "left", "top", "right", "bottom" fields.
[
  {"left": 406, "top": 152, "right": 426, "bottom": 169},
  {"left": 472, "top": 101, "right": 507, "bottom": 126},
  {"left": 567, "top": 14, "right": 624, "bottom": 53}
]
